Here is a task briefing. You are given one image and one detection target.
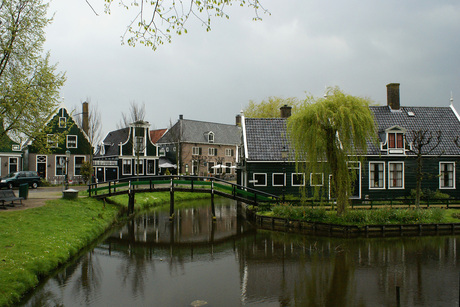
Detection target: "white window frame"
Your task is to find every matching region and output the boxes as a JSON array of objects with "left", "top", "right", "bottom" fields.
[
  {"left": 439, "top": 162, "right": 456, "bottom": 189},
  {"left": 208, "top": 148, "right": 217, "bottom": 156},
  {"left": 12, "top": 144, "right": 20, "bottom": 151},
  {"left": 388, "top": 162, "right": 404, "bottom": 189},
  {"left": 146, "top": 159, "right": 156, "bottom": 175},
  {"left": 208, "top": 161, "right": 215, "bottom": 174},
  {"left": 292, "top": 173, "right": 305, "bottom": 186},
  {"left": 55, "top": 155, "right": 66, "bottom": 176},
  {"left": 74, "top": 156, "right": 86, "bottom": 176},
  {"left": 66, "top": 135, "right": 77, "bottom": 149},
  {"left": 272, "top": 173, "right": 285, "bottom": 187},
  {"left": 192, "top": 147, "right": 201, "bottom": 156},
  {"left": 225, "top": 148, "right": 234, "bottom": 157},
  {"left": 208, "top": 132, "right": 214, "bottom": 143},
  {"left": 134, "top": 159, "right": 144, "bottom": 175},
  {"left": 122, "top": 159, "right": 132, "bottom": 175},
  {"left": 369, "top": 162, "right": 385, "bottom": 189},
  {"left": 310, "top": 173, "right": 324, "bottom": 187},
  {"left": 47, "top": 134, "right": 58, "bottom": 148},
  {"left": 253, "top": 173, "right": 267, "bottom": 187},
  {"left": 8, "top": 157, "right": 18, "bottom": 173},
  {"left": 159, "top": 148, "right": 166, "bottom": 156},
  {"left": 59, "top": 117, "right": 66, "bottom": 128}
]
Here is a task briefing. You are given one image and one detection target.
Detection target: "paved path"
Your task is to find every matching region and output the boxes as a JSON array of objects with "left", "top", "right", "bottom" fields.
[{"left": 3, "top": 186, "right": 87, "bottom": 211}]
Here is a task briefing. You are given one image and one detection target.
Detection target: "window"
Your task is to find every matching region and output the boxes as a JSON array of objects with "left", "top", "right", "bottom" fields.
[
  {"left": 225, "top": 148, "right": 234, "bottom": 157},
  {"left": 12, "top": 144, "right": 20, "bottom": 151},
  {"left": 74, "top": 156, "right": 85, "bottom": 176},
  {"left": 208, "top": 148, "right": 217, "bottom": 156},
  {"left": 134, "top": 136, "right": 145, "bottom": 153},
  {"left": 134, "top": 159, "right": 144, "bottom": 175},
  {"left": 272, "top": 173, "right": 285, "bottom": 186},
  {"left": 47, "top": 134, "right": 58, "bottom": 148},
  {"left": 159, "top": 148, "right": 166, "bottom": 156},
  {"left": 122, "top": 159, "right": 132, "bottom": 175},
  {"left": 146, "top": 160, "right": 156, "bottom": 175},
  {"left": 253, "top": 173, "right": 267, "bottom": 186},
  {"left": 369, "top": 162, "right": 385, "bottom": 189},
  {"left": 55, "top": 156, "right": 66, "bottom": 176},
  {"left": 388, "top": 132, "right": 404, "bottom": 149},
  {"left": 310, "top": 173, "right": 324, "bottom": 186},
  {"left": 9, "top": 157, "right": 18, "bottom": 173},
  {"left": 292, "top": 173, "right": 305, "bottom": 186},
  {"left": 192, "top": 160, "right": 199, "bottom": 175},
  {"left": 388, "top": 162, "right": 404, "bottom": 188},
  {"left": 225, "top": 162, "right": 232, "bottom": 174},
  {"left": 440, "top": 162, "right": 455, "bottom": 189},
  {"left": 208, "top": 132, "right": 214, "bottom": 143},
  {"left": 208, "top": 161, "right": 215, "bottom": 174},
  {"left": 59, "top": 117, "right": 66, "bottom": 128},
  {"left": 67, "top": 135, "right": 77, "bottom": 148},
  {"left": 192, "top": 147, "right": 202, "bottom": 156}
]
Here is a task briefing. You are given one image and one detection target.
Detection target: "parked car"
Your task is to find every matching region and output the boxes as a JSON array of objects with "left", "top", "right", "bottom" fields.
[{"left": 0, "top": 171, "right": 41, "bottom": 189}]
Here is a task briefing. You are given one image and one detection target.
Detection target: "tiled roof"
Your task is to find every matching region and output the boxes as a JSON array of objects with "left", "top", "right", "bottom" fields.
[
  {"left": 95, "top": 127, "right": 129, "bottom": 157},
  {"left": 150, "top": 129, "right": 167, "bottom": 144},
  {"left": 158, "top": 119, "right": 241, "bottom": 145},
  {"left": 369, "top": 106, "right": 460, "bottom": 155},
  {"left": 244, "top": 118, "right": 291, "bottom": 161},
  {"left": 244, "top": 105, "right": 460, "bottom": 161}
]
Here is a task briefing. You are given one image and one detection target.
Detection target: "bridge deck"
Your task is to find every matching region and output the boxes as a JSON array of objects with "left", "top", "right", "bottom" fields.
[{"left": 88, "top": 175, "right": 279, "bottom": 207}]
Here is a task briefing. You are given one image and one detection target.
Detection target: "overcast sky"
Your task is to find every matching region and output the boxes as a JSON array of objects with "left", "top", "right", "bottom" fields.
[{"left": 44, "top": 0, "right": 460, "bottom": 138}]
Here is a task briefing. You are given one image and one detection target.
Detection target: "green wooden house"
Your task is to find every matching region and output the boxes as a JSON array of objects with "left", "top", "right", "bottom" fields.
[
  {"left": 0, "top": 129, "right": 22, "bottom": 177},
  {"left": 25, "top": 107, "right": 92, "bottom": 184},
  {"left": 238, "top": 84, "right": 460, "bottom": 200},
  {"left": 93, "top": 120, "right": 159, "bottom": 182}
]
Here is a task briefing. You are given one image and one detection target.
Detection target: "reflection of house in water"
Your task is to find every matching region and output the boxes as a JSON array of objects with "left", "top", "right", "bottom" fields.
[
  {"left": 237, "top": 235, "right": 460, "bottom": 306},
  {"left": 109, "top": 203, "right": 252, "bottom": 246}
]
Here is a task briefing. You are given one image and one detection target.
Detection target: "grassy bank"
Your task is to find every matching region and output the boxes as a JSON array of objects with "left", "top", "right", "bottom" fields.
[
  {"left": 0, "top": 191, "right": 212, "bottom": 306},
  {"left": 261, "top": 204, "right": 460, "bottom": 226},
  {"left": 0, "top": 197, "right": 120, "bottom": 306}
]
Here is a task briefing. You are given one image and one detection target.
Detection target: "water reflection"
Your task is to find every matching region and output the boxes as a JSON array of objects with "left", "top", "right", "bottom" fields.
[{"left": 21, "top": 199, "right": 460, "bottom": 306}]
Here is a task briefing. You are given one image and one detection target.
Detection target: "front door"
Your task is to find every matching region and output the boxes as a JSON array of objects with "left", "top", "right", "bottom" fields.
[{"left": 37, "top": 156, "right": 47, "bottom": 179}]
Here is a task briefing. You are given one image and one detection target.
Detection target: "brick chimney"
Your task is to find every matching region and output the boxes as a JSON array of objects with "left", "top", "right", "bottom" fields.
[
  {"left": 387, "top": 83, "right": 400, "bottom": 110},
  {"left": 235, "top": 114, "right": 241, "bottom": 126},
  {"left": 280, "top": 105, "right": 292, "bottom": 118},
  {"left": 82, "top": 101, "right": 89, "bottom": 135}
]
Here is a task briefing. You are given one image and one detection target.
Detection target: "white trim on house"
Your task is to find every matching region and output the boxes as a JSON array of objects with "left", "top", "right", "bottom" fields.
[
  {"left": 369, "top": 161, "right": 386, "bottom": 190},
  {"left": 272, "top": 173, "right": 285, "bottom": 187},
  {"left": 439, "top": 161, "right": 456, "bottom": 189},
  {"left": 388, "top": 161, "right": 405, "bottom": 189},
  {"left": 253, "top": 173, "right": 267, "bottom": 187}
]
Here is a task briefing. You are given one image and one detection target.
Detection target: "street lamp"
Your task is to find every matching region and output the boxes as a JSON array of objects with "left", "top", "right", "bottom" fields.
[
  {"left": 281, "top": 146, "right": 288, "bottom": 202},
  {"left": 65, "top": 150, "right": 71, "bottom": 190}
]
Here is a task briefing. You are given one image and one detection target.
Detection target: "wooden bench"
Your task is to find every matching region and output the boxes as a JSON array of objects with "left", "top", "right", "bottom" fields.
[{"left": 0, "top": 190, "right": 24, "bottom": 208}]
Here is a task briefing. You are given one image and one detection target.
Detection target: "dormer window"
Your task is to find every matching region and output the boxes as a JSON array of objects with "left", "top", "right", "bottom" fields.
[
  {"left": 208, "top": 131, "right": 214, "bottom": 143},
  {"left": 388, "top": 132, "right": 404, "bottom": 149},
  {"left": 384, "top": 126, "right": 406, "bottom": 154}
]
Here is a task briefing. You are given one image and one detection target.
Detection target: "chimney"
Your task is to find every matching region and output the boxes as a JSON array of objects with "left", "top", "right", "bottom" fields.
[
  {"left": 235, "top": 114, "right": 241, "bottom": 126},
  {"left": 280, "top": 105, "right": 292, "bottom": 118},
  {"left": 179, "top": 114, "right": 183, "bottom": 120},
  {"left": 82, "top": 101, "right": 89, "bottom": 135},
  {"left": 387, "top": 83, "right": 400, "bottom": 110}
]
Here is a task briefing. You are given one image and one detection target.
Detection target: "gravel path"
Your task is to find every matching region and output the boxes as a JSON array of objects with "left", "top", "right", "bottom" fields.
[{"left": 3, "top": 186, "right": 87, "bottom": 211}]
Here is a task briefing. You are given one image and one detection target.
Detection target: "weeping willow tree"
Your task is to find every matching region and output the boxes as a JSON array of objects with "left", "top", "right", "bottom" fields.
[{"left": 288, "top": 87, "right": 377, "bottom": 215}]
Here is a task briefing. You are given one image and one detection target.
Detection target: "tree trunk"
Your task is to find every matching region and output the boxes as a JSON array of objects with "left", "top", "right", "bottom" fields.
[{"left": 415, "top": 154, "right": 423, "bottom": 209}]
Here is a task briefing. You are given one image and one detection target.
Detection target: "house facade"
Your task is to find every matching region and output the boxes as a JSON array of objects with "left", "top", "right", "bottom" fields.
[
  {"left": 25, "top": 107, "right": 93, "bottom": 184},
  {"left": 156, "top": 115, "right": 241, "bottom": 178},
  {"left": 0, "top": 129, "right": 22, "bottom": 177},
  {"left": 93, "top": 120, "right": 159, "bottom": 182},
  {"left": 238, "top": 84, "right": 460, "bottom": 200}
]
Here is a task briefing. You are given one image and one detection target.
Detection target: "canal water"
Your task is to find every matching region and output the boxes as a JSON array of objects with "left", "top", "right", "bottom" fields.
[{"left": 21, "top": 198, "right": 460, "bottom": 306}]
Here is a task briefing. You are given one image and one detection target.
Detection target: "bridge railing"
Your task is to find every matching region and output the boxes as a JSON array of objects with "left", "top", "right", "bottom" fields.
[{"left": 87, "top": 175, "right": 279, "bottom": 204}]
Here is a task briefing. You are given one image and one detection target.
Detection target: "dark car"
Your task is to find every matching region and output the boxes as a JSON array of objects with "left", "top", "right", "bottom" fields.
[{"left": 0, "top": 171, "right": 41, "bottom": 189}]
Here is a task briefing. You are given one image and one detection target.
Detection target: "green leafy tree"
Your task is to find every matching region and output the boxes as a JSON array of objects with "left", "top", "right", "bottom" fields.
[
  {"left": 0, "top": 0, "right": 66, "bottom": 142},
  {"left": 288, "top": 87, "right": 376, "bottom": 215},
  {"left": 80, "top": 161, "right": 94, "bottom": 184},
  {"left": 103, "top": 0, "right": 269, "bottom": 50},
  {"left": 243, "top": 96, "right": 301, "bottom": 118}
]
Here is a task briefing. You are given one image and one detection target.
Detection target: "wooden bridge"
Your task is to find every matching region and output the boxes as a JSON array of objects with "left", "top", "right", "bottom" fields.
[{"left": 88, "top": 175, "right": 279, "bottom": 218}]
